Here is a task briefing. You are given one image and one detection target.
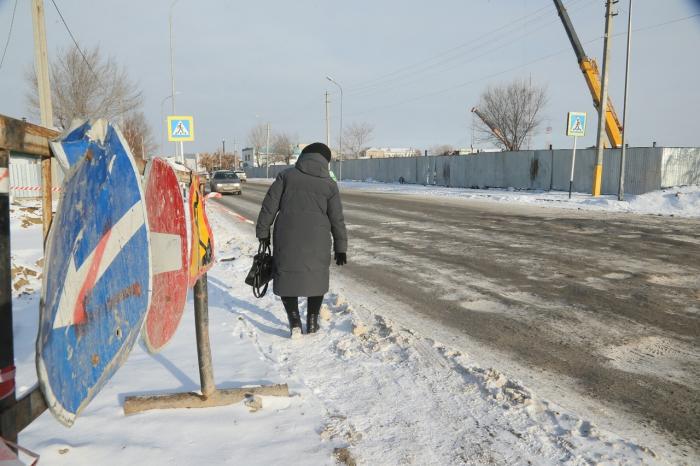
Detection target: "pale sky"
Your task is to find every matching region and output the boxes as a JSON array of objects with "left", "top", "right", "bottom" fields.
[{"left": 1, "top": 0, "right": 699, "bottom": 154}]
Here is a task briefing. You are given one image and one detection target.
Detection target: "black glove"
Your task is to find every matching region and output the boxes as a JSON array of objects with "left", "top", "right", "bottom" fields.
[
  {"left": 259, "top": 237, "right": 270, "bottom": 250},
  {"left": 334, "top": 252, "right": 347, "bottom": 266}
]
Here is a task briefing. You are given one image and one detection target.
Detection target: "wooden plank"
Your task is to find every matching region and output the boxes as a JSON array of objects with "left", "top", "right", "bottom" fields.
[
  {"left": 0, "top": 114, "right": 59, "bottom": 158},
  {"left": 123, "top": 384, "right": 289, "bottom": 415}
]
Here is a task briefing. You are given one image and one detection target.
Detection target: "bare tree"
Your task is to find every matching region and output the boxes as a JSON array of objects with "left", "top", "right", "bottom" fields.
[
  {"left": 121, "top": 111, "right": 157, "bottom": 167},
  {"left": 26, "top": 45, "right": 142, "bottom": 129},
  {"left": 248, "top": 123, "right": 268, "bottom": 167},
  {"left": 473, "top": 78, "right": 547, "bottom": 151},
  {"left": 272, "top": 132, "right": 296, "bottom": 165},
  {"left": 198, "top": 152, "right": 218, "bottom": 172},
  {"left": 343, "top": 122, "right": 374, "bottom": 159}
]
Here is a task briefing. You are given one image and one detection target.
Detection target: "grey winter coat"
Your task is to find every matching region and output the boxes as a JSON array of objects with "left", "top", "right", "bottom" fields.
[{"left": 256, "top": 152, "right": 348, "bottom": 297}]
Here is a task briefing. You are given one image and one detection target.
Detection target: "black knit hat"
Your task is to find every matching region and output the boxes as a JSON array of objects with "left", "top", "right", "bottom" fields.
[{"left": 301, "top": 142, "right": 332, "bottom": 162}]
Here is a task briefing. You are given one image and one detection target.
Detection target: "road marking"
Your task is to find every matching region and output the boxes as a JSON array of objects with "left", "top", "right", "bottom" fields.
[{"left": 214, "top": 203, "right": 254, "bottom": 224}]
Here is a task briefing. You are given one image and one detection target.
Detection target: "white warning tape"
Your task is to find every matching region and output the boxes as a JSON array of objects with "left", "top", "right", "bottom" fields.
[{"left": 0, "top": 168, "right": 8, "bottom": 194}]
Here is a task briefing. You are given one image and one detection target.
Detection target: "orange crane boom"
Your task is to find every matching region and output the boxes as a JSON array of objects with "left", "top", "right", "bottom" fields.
[
  {"left": 553, "top": 0, "right": 622, "bottom": 148},
  {"left": 471, "top": 107, "right": 510, "bottom": 150}
]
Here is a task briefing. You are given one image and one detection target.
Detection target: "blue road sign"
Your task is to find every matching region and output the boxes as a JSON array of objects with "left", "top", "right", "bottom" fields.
[
  {"left": 50, "top": 120, "right": 103, "bottom": 171},
  {"left": 37, "top": 120, "right": 152, "bottom": 426}
]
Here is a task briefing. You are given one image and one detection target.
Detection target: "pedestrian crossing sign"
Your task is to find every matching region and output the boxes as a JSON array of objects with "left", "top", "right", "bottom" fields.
[
  {"left": 167, "top": 115, "right": 195, "bottom": 142},
  {"left": 566, "top": 112, "right": 586, "bottom": 137}
]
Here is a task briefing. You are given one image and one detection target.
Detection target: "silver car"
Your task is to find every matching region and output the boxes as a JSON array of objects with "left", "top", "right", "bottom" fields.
[
  {"left": 234, "top": 170, "right": 247, "bottom": 182},
  {"left": 210, "top": 171, "right": 242, "bottom": 195}
]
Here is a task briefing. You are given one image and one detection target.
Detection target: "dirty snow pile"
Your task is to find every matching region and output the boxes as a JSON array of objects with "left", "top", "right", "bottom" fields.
[
  {"left": 341, "top": 181, "right": 700, "bottom": 218},
  {"left": 9, "top": 199, "right": 665, "bottom": 465}
]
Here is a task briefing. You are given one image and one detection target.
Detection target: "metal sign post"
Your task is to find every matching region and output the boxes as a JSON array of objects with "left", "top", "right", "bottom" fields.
[{"left": 566, "top": 112, "right": 587, "bottom": 199}]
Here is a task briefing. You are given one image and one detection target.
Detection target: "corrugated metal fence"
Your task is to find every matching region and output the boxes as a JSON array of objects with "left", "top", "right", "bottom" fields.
[{"left": 244, "top": 147, "right": 700, "bottom": 195}]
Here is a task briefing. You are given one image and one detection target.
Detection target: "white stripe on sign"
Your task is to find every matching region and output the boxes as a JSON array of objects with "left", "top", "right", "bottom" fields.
[
  {"left": 0, "top": 168, "right": 8, "bottom": 194},
  {"left": 150, "top": 232, "right": 183, "bottom": 275},
  {"left": 53, "top": 202, "right": 146, "bottom": 329}
]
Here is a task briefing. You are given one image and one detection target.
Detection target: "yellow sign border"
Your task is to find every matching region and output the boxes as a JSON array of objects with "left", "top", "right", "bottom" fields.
[{"left": 167, "top": 115, "right": 195, "bottom": 142}]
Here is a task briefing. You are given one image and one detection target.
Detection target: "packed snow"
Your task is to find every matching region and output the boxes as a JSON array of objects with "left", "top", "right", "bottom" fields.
[
  {"left": 6, "top": 197, "right": 676, "bottom": 465},
  {"left": 338, "top": 181, "right": 700, "bottom": 218}
]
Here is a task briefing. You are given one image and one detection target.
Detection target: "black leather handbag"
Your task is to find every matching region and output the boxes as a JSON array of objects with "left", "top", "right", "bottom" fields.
[{"left": 245, "top": 241, "right": 273, "bottom": 298}]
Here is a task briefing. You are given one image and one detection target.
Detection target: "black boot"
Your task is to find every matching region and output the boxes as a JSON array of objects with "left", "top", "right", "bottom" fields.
[
  {"left": 306, "top": 310, "right": 319, "bottom": 334},
  {"left": 306, "top": 295, "right": 323, "bottom": 334},
  {"left": 282, "top": 297, "right": 303, "bottom": 338}
]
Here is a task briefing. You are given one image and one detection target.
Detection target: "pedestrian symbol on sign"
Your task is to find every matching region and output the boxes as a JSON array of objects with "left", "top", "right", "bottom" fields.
[
  {"left": 167, "top": 115, "right": 195, "bottom": 142},
  {"left": 173, "top": 121, "right": 189, "bottom": 137}
]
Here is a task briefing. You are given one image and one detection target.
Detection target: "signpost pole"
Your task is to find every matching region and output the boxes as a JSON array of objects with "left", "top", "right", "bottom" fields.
[
  {"left": 569, "top": 136, "right": 578, "bottom": 199},
  {"left": 193, "top": 274, "right": 215, "bottom": 397},
  {"left": 0, "top": 149, "right": 17, "bottom": 443}
]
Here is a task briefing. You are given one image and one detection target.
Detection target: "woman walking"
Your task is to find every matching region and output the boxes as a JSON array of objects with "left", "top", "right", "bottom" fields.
[{"left": 256, "top": 143, "right": 348, "bottom": 338}]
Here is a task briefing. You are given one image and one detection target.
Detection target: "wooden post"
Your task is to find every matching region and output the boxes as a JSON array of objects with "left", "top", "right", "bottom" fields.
[
  {"left": 0, "top": 149, "right": 17, "bottom": 443},
  {"left": 31, "top": 0, "right": 54, "bottom": 240},
  {"left": 41, "top": 159, "right": 52, "bottom": 240}
]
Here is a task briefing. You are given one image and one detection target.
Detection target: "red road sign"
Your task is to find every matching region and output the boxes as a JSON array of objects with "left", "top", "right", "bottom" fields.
[{"left": 142, "top": 159, "right": 189, "bottom": 353}]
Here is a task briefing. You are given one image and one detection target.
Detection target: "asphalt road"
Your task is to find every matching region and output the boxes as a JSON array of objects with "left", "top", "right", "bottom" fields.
[{"left": 213, "top": 180, "right": 700, "bottom": 454}]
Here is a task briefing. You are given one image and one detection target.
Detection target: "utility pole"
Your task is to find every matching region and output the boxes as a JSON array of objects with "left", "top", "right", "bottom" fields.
[
  {"left": 592, "top": 0, "right": 617, "bottom": 197},
  {"left": 325, "top": 92, "right": 330, "bottom": 147},
  {"left": 265, "top": 123, "right": 270, "bottom": 178},
  {"left": 618, "top": 0, "right": 632, "bottom": 201},
  {"left": 31, "top": 0, "right": 53, "bottom": 241},
  {"left": 220, "top": 139, "right": 225, "bottom": 169}
]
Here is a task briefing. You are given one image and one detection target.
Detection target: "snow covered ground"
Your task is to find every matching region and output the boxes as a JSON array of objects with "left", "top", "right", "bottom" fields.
[
  {"left": 338, "top": 181, "right": 700, "bottom": 218},
  {"left": 7, "top": 197, "right": 680, "bottom": 464}
]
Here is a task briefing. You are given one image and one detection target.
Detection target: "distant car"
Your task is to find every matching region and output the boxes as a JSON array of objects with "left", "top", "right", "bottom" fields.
[
  {"left": 209, "top": 171, "right": 242, "bottom": 195},
  {"left": 234, "top": 170, "right": 247, "bottom": 182}
]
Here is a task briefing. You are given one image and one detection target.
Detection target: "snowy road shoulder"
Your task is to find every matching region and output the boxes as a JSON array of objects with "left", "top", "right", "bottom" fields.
[
  {"left": 8, "top": 199, "right": 674, "bottom": 464},
  {"left": 205, "top": 203, "right": 666, "bottom": 464}
]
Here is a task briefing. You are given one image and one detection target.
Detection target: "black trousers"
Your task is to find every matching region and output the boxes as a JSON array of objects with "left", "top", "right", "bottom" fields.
[{"left": 281, "top": 296, "right": 323, "bottom": 316}]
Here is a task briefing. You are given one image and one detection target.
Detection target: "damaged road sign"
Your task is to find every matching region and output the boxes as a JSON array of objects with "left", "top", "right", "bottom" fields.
[
  {"left": 142, "top": 158, "right": 188, "bottom": 353},
  {"left": 38, "top": 120, "right": 151, "bottom": 426},
  {"left": 188, "top": 174, "right": 214, "bottom": 285}
]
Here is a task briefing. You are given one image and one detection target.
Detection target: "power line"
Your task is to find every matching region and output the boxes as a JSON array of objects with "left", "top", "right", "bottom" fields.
[
  {"left": 346, "top": 0, "right": 594, "bottom": 98},
  {"left": 0, "top": 0, "right": 19, "bottom": 72},
  {"left": 347, "top": 12, "right": 699, "bottom": 118},
  {"left": 346, "top": 0, "right": 592, "bottom": 95},
  {"left": 49, "top": 0, "right": 100, "bottom": 82}
]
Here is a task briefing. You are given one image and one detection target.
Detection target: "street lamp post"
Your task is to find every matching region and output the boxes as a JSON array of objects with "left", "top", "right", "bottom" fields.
[
  {"left": 169, "top": 0, "right": 182, "bottom": 163},
  {"left": 160, "top": 92, "right": 180, "bottom": 156},
  {"left": 618, "top": 0, "right": 633, "bottom": 201},
  {"left": 326, "top": 76, "right": 343, "bottom": 182}
]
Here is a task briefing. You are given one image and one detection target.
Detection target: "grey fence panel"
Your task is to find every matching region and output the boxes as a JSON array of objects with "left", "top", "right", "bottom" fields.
[
  {"left": 660, "top": 148, "right": 700, "bottom": 188},
  {"left": 246, "top": 148, "right": 698, "bottom": 195}
]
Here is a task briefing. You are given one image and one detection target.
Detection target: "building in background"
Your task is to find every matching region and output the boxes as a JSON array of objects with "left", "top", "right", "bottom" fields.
[{"left": 360, "top": 147, "right": 418, "bottom": 159}]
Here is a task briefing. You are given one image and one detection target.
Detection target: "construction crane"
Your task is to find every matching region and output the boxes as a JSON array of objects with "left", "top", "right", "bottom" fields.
[
  {"left": 470, "top": 107, "right": 510, "bottom": 150},
  {"left": 553, "top": 0, "right": 622, "bottom": 148}
]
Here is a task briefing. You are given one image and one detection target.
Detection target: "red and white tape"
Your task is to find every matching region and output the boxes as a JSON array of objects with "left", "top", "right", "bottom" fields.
[
  {"left": 10, "top": 185, "right": 62, "bottom": 192},
  {"left": 0, "top": 168, "right": 8, "bottom": 194}
]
